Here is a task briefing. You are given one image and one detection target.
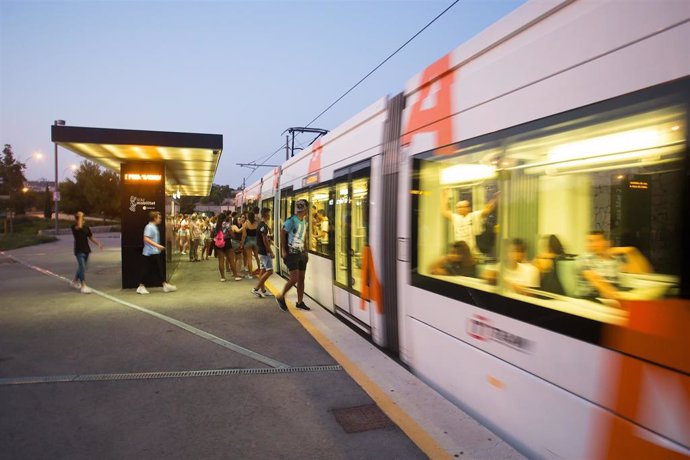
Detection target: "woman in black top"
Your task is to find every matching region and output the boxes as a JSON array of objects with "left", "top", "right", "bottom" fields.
[
  {"left": 534, "top": 234, "right": 566, "bottom": 295},
  {"left": 70, "top": 211, "right": 103, "bottom": 294},
  {"left": 241, "top": 212, "right": 260, "bottom": 277}
]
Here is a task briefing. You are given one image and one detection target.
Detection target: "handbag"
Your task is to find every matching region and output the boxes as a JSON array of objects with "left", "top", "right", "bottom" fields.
[{"left": 214, "top": 230, "right": 225, "bottom": 248}]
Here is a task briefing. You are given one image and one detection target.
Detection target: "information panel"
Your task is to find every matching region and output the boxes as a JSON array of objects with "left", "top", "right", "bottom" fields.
[{"left": 120, "top": 162, "right": 166, "bottom": 288}]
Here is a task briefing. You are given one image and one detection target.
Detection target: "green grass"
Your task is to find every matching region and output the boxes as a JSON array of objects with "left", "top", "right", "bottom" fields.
[{"left": 0, "top": 216, "right": 70, "bottom": 251}]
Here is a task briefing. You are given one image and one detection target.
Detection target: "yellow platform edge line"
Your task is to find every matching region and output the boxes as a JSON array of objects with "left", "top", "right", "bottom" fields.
[{"left": 266, "top": 281, "right": 452, "bottom": 460}]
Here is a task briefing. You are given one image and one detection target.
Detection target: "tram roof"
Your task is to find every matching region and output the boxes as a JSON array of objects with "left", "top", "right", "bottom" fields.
[{"left": 51, "top": 125, "right": 223, "bottom": 196}]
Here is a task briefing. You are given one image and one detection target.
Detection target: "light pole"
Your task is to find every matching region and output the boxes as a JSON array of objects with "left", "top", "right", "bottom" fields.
[
  {"left": 54, "top": 120, "right": 65, "bottom": 234},
  {"left": 62, "top": 164, "right": 78, "bottom": 179}
]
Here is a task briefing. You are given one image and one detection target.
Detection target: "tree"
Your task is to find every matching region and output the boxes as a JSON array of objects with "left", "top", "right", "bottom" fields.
[
  {"left": 179, "top": 195, "right": 198, "bottom": 214},
  {"left": 60, "top": 161, "right": 120, "bottom": 218},
  {"left": 0, "top": 144, "right": 29, "bottom": 214},
  {"left": 199, "top": 184, "right": 235, "bottom": 205}
]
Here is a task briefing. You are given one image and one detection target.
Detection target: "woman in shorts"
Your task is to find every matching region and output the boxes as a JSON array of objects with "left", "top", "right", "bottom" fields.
[
  {"left": 241, "top": 212, "right": 260, "bottom": 277},
  {"left": 215, "top": 214, "right": 241, "bottom": 281}
]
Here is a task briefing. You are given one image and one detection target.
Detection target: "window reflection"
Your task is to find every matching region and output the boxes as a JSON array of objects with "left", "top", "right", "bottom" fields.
[
  {"left": 415, "top": 97, "right": 686, "bottom": 323},
  {"left": 335, "top": 182, "right": 349, "bottom": 286},
  {"left": 351, "top": 178, "right": 369, "bottom": 293},
  {"left": 309, "top": 186, "right": 332, "bottom": 257}
]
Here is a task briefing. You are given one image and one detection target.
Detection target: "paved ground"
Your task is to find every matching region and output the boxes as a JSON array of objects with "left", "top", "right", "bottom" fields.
[{"left": 0, "top": 235, "right": 425, "bottom": 459}]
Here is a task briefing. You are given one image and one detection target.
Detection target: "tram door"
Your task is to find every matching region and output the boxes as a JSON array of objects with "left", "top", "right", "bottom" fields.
[
  {"left": 333, "top": 162, "right": 372, "bottom": 330},
  {"left": 278, "top": 187, "right": 293, "bottom": 278}
]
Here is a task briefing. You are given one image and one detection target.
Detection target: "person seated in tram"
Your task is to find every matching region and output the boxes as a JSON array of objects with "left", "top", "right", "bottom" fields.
[
  {"left": 429, "top": 241, "right": 476, "bottom": 277},
  {"left": 576, "top": 230, "right": 653, "bottom": 301},
  {"left": 502, "top": 238, "right": 540, "bottom": 295},
  {"left": 441, "top": 188, "right": 498, "bottom": 258},
  {"left": 533, "top": 234, "right": 567, "bottom": 295}
]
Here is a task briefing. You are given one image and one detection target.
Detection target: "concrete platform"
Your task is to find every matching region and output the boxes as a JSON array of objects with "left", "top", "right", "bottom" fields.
[{"left": 0, "top": 235, "right": 523, "bottom": 459}]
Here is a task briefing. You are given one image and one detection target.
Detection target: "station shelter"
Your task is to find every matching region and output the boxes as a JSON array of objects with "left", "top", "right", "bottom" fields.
[{"left": 51, "top": 125, "right": 223, "bottom": 289}]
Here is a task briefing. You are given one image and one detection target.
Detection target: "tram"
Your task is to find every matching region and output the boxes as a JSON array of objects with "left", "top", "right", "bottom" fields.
[{"left": 238, "top": 1, "right": 690, "bottom": 458}]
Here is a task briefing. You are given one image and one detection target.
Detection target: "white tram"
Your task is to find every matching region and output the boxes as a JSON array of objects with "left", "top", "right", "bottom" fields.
[{"left": 239, "top": 1, "right": 690, "bottom": 457}]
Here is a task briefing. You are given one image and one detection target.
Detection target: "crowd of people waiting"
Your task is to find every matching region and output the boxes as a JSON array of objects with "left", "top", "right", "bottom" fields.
[{"left": 167, "top": 208, "right": 276, "bottom": 297}]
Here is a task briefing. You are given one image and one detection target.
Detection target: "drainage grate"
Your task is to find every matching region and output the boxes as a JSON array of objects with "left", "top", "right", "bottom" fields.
[
  {"left": 332, "top": 404, "right": 394, "bottom": 433},
  {"left": 0, "top": 365, "right": 343, "bottom": 386}
]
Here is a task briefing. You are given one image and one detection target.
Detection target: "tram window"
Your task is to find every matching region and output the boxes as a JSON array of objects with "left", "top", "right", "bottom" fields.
[
  {"left": 350, "top": 177, "right": 369, "bottom": 293},
  {"left": 334, "top": 181, "right": 349, "bottom": 286},
  {"left": 414, "top": 96, "right": 686, "bottom": 323},
  {"left": 279, "top": 191, "right": 293, "bottom": 238},
  {"left": 416, "top": 144, "right": 500, "bottom": 293},
  {"left": 309, "top": 186, "right": 332, "bottom": 257}
]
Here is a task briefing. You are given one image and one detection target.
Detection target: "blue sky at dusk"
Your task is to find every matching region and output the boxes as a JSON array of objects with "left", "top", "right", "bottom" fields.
[{"left": 1, "top": 0, "right": 525, "bottom": 190}]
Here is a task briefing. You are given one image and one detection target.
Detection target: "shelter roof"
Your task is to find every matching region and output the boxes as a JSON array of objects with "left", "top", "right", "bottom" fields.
[{"left": 51, "top": 125, "right": 223, "bottom": 196}]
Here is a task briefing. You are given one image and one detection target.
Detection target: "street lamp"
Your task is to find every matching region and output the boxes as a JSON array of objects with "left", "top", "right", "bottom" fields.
[
  {"left": 22, "top": 151, "right": 44, "bottom": 163},
  {"left": 54, "top": 120, "right": 65, "bottom": 234},
  {"left": 62, "top": 163, "right": 78, "bottom": 179}
]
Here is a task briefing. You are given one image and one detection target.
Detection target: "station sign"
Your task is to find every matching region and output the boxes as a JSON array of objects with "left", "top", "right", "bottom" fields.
[
  {"left": 123, "top": 173, "right": 162, "bottom": 183},
  {"left": 302, "top": 172, "right": 319, "bottom": 187}
]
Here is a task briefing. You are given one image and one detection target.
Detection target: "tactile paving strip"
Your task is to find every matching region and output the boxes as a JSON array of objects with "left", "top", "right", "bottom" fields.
[{"left": 0, "top": 365, "right": 343, "bottom": 386}]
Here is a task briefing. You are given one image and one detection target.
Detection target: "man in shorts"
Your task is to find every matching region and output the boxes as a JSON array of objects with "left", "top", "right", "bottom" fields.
[
  {"left": 252, "top": 207, "right": 275, "bottom": 298},
  {"left": 276, "top": 199, "right": 310, "bottom": 311}
]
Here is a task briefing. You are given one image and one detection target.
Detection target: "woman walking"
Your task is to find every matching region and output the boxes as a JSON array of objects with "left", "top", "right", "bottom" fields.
[{"left": 70, "top": 211, "right": 103, "bottom": 294}]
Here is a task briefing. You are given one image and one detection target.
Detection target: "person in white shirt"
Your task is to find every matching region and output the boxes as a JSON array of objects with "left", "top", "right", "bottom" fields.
[
  {"left": 317, "top": 209, "right": 329, "bottom": 253},
  {"left": 441, "top": 188, "right": 498, "bottom": 257},
  {"left": 503, "top": 238, "right": 540, "bottom": 294}
]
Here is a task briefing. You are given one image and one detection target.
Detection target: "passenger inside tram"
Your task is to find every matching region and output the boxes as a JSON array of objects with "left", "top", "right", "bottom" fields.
[
  {"left": 502, "top": 238, "right": 540, "bottom": 295},
  {"left": 576, "top": 230, "right": 653, "bottom": 301},
  {"left": 429, "top": 241, "right": 476, "bottom": 277},
  {"left": 533, "top": 234, "right": 568, "bottom": 296},
  {"left": 415, "top": 96, "right": 685, "bottom": 323},
  {"left": 440, "top": 187, "right": 498, "bottom": 258}
]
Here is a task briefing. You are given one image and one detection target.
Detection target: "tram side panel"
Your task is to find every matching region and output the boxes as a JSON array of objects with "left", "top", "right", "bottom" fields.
[
  {"left": 396, "top": 0, "right": 690, "bottom": 457},
  {"left": 273, "top": 99, "right": 389, "bottom": 340}
]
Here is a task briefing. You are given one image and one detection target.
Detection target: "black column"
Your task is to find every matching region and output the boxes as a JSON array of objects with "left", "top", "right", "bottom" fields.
[{"left": 120, "top": 162, "right": 166, "bottom": 289}]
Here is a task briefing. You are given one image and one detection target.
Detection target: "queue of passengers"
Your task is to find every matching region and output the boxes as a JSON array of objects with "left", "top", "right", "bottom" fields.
[
  {"left": 169, "top": 210, "right": 268, "bottom": 281},
  {"left": 434, "top": 190, "right": 656, "bottom": 303}
]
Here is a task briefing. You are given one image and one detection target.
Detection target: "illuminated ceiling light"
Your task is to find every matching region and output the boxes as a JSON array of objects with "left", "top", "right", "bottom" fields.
[
  {"left": 617, "top": 175, "right": 624, "bottom": 180},
  {"left": 671, "top": 125, "right": 679, "bottom": 131},
  {"left": 440, "top": 164, "right": 497, "bottom": 185},
  {"left": 548, "top": 128, "right": 662, "bottom": 162}
]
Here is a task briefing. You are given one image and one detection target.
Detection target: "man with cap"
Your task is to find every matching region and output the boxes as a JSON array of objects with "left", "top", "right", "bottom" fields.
[{"left": 276, "top": 199, "right": 311, "bottom": 311}]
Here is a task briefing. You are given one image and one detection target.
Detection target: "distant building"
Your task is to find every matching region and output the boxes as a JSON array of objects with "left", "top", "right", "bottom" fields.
[
  {"left": 26, "top": 180, "right": 55, "bottom": 192},
  {"left": 166, "top": 196, "right": 236, "bottom": 216}
]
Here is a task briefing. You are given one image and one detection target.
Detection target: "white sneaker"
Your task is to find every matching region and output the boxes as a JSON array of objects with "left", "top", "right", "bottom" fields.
[
  {"left": 220, "top": 278, "right": 226, "bottom": 282},
  {"left": 251, "top": 288, "right": 263, "bottom": 298},
  {"left": 136, "top": 285, "right": 150, "bottom": 295},
  {"left": 260, "top": 290, "right": 273, "bottom": 297},
  {"left": 70, "top": 280, "right": 82, "bottom": 290},
  {"left": 80, "top": 285, "right": 92, "bottom": 294},
  {"left": 163, "top": 283, "right": 177, "bottom": 293},
  {"left": 234, "top": 277, "right": 242, "bottom": 281}
]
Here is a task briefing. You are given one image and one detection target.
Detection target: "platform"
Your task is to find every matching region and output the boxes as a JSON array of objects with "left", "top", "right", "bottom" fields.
[{"left": 0, "top": 235, "right": 523, "bottom": 459}]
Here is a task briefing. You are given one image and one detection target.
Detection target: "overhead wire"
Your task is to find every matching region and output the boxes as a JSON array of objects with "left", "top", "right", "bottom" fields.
[
  {"left": 303, "top": 0, "right": 460, "bottom": 129},
  {"left": 239, "top": 0, "right": 461, "bottom": 187}
]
